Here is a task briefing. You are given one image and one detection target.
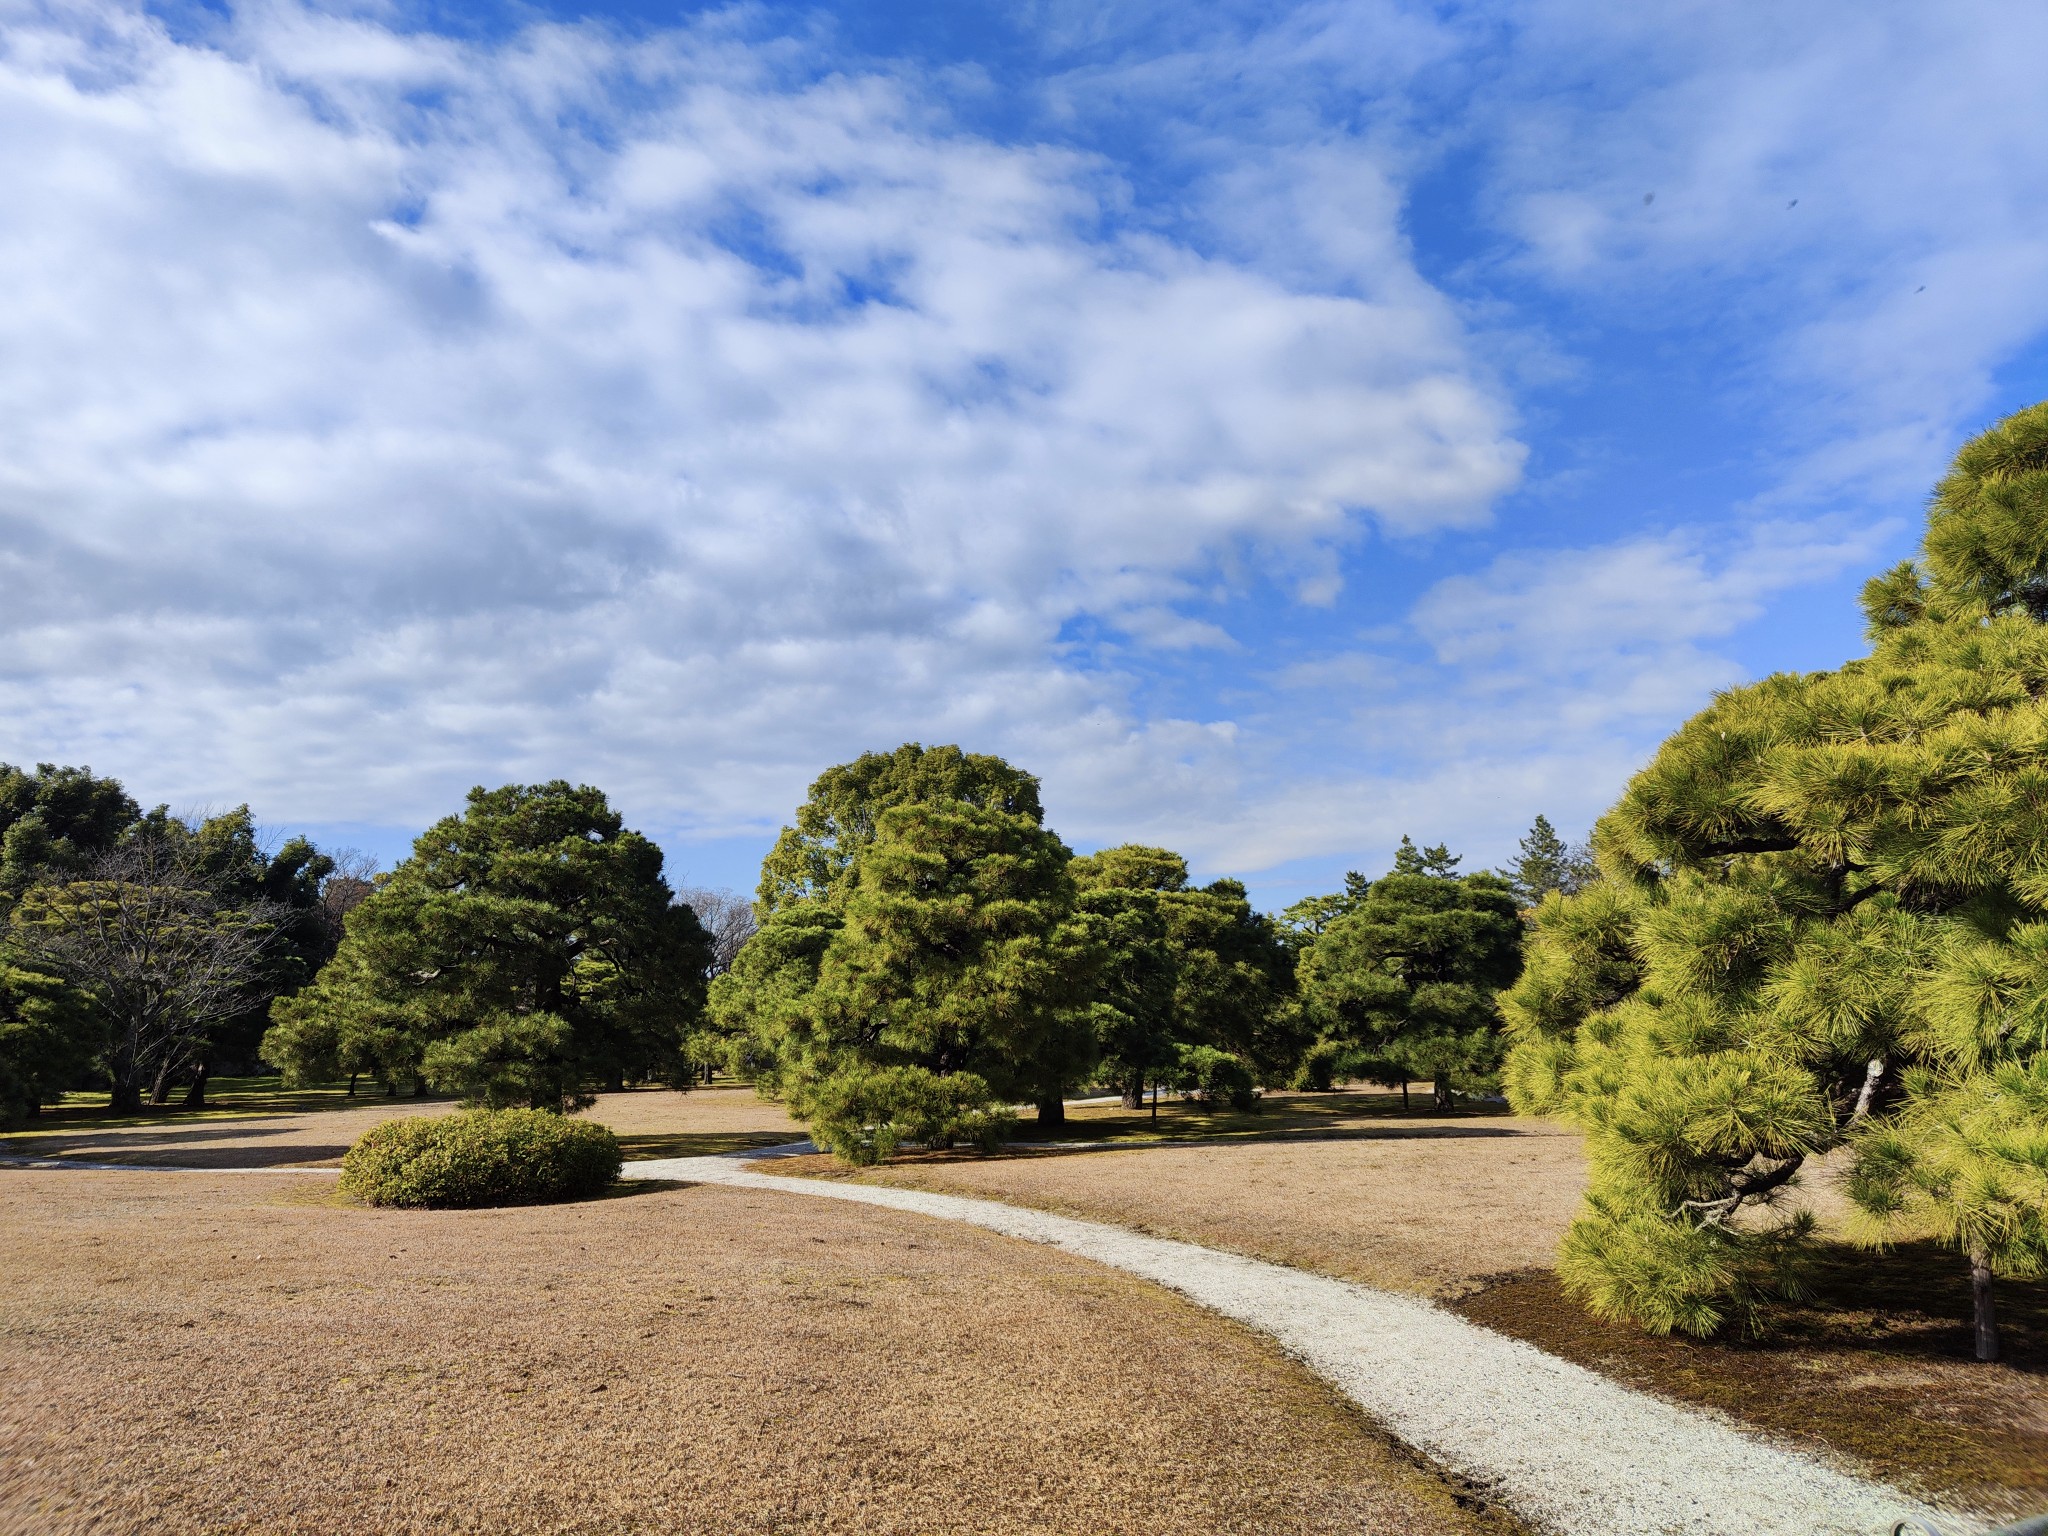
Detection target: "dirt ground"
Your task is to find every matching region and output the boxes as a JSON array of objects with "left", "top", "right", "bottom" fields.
[
  {"left": 0, "top": 1086, "right": 804, "bottom": 1168},
  {"left": 0, "top": 1170, "right": 1522, "bottom": 1536},
  {"left": 801, "top": 1108, "right": 1587, "bottom": 1298}
]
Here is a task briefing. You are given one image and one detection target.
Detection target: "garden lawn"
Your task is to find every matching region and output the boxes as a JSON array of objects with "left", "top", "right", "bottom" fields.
[
  {"left": 809, "top": 1109, "right": 2047, "bottom": 1518},
  {"left": 0, "top": 1169, "right": 1524, "bottom": 1536},
  {"left": 0, "top": 1085, "right": 803, "bottom": 1169}
]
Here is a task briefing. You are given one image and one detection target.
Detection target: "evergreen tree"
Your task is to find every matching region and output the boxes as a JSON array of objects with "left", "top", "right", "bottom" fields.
[
  {"left": 755, "top": 743, "right": 1042, "bottom": 913},
  {"left": 711, "top": 795, "right": 1103, "bottom": 1141},
  {"left": 1297, "top": 859, "right": 1522, "bottom": 1110},
  {"left": 0, "top": 763, "right": 139, "bottom": 897},
  {"left": 1510, "top": 815, "right": 1572, "bottom": 906},
  {"left": 1503, "top": 400, "right": 2048, "bottom": 1356},
  {"left": 1071, "top": 845, "right": 1299, "bottom": 1105},
  {"left": 1392, "top": 835, "right": 1461, "bottom": 878},
  {"left": 265, "top": 783, "right": 709, "bottom": 1111}
]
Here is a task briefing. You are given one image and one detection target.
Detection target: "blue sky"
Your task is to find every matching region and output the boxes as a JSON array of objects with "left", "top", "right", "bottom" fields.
[{"left": 3, "top": 0, "right": 2046, "bottom": 908}]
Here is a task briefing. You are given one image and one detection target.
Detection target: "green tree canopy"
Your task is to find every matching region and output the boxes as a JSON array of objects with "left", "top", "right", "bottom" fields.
[
  {"left": 713, "top": 797, "right": 1103, "bottom": 1138},
  {"left": 1504, "top": 400, "right": 2048, "bottom": 1356},
  {"left": 1070, "top": 846, "right": 1300, "bottom": 1105},
  {"left": 0, "top": 762, "right": 139, "bottom": 896},
  {"left": 1297, "top": 860, "right": 1522, "bottom": 1110},
  {"left": 756, "top": 743, "right": 1043, "bottom": 912},
  {"left": 264, "top": 782, "right": 709, "bottom": 1112}
]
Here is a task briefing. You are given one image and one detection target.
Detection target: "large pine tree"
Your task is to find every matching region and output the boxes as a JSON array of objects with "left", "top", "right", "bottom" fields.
[{"left": 1503, "top": 402, "right": 2048, "bottom": 1356}]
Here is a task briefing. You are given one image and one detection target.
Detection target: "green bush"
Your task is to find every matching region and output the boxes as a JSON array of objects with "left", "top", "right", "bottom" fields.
[
  {"left": 802, "top": 1065, "right": 1017, "bottom": 1166},
  {"left": 1290, "top": 1039, "right": 1346, "bottom": 1093},
  {"left": 339, "top": 1108, "right": 622, "bottom": 1208},
  {"left": 1173, "top": 1045, "right": 1260, "bottom": 1112}
]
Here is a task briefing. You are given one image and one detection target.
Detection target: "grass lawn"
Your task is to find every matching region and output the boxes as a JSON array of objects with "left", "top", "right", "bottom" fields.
[{"left": 0, "top": 1169, "right": 1527, "bottom": 1536}]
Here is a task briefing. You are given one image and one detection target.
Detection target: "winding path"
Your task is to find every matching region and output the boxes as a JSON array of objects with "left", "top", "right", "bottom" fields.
[
  {"left": 625, "top": 1148, "right": 1951, "bottom": 1536},
  {"left": 4, "top": 1142, "right": 1963, "bottom": 1535}
]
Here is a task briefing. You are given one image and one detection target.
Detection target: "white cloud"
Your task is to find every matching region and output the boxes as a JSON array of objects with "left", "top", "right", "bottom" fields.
[
  {"left": 0, "top": 0, "right": 1521, "bottom": 844},
  {"left": 1473, "top": 0, "right": 2048, "bottom": 500}
]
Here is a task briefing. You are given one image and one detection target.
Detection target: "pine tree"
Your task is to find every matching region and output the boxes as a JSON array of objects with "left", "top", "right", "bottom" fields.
[
  {"left": 1298, "top": 865, "right": 1522, "bottom": 1111},
  {"left": 1510, "top": 815, "right": 1571, "bottom": 906},
  {"left": 710, "top": 755, "right": 1105, "bottom": 1148},
  {"left": 1502, "top": 400, "right": 2048, "bottom": 1355},
  {"left": 264, "top": 783, "right": 708, "bottom": 1111}
]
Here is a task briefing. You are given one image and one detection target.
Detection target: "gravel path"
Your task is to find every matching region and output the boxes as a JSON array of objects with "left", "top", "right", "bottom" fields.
[{"left": 626, "top": 1150, "right": 1952, "bottom": 1536}]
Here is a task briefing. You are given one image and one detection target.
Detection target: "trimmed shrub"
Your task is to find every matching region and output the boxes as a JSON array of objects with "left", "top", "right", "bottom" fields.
[
  {"left": 340, "top": 1108, "right": 622, "bottom": 1208},
  {"left": 1173, "top": 1045, "right": 1260, "bottom": 1112},
  {"left": 802, "top": 1065, "right": 1017, "bottom": 1166},
  {"left": 1290, "top": 1039, "right": 1346, "bottom": 1093}
]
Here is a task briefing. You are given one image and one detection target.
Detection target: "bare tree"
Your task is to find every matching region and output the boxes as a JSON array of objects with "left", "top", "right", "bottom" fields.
[
  {"left": 10, "top": 837, "right": 285, "bottom": 1111},
  {"left": 315, "top": 847, "right": 380, "bottom": 946},
  {"left": 673, "top": 886, "right": 757, "bottom": 978}
]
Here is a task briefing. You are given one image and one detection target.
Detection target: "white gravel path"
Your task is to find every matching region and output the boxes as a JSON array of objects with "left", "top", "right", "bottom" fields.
[{"left": 626, "top": 1149, "right": 1955, "bottom": 1536}]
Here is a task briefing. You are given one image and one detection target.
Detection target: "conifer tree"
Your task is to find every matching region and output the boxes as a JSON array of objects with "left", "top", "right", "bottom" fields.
[
  {"left": 1510, "top": 815, "right": 1571, "bottom": 906},
  {"left": 754, "top": 743, "right": 1041, "bottom": 913},
  {"left": 1503, "top": 400, "right": 2048, "bottom": 1355},
  {"left": 711, "top": 793, "right": 1103, "bottom": 1140},
  {"left": 265, "top": 783, "right": 708, "bottom": 1111},
  {"left": 1298, "top": 855, "right": 1521, "bottom": 1110}
]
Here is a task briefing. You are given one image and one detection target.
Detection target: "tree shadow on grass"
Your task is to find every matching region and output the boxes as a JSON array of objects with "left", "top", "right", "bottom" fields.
[{"left": 1453, "top": 1245, "right": 2048, "bottom": 1518}]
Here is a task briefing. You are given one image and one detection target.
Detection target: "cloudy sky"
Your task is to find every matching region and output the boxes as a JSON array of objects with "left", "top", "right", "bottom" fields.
[{"left": 3, "top": 0, "right": 2046, "bottom": 904}]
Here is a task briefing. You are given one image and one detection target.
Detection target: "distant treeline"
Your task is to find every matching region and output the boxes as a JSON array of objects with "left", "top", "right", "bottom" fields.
[{"left": 0, "top": 749, "right": 1584, "bottom": 1135}]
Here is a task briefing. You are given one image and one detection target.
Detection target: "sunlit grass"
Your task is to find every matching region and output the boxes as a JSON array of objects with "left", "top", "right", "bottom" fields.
[{"left": 9, "top": 1075, "right": 451, "bottom": 1136}]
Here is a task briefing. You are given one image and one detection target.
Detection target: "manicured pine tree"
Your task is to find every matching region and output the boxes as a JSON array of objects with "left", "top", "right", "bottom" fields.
[
  {"left": 1503, "top": 401, "right": 2048, "bottom": 1356},
  {"left": 265, "top": 782, "right": 709, "bottom": 1111}
]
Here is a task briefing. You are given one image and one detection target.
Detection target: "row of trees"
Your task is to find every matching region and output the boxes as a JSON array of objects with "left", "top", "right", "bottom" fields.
[
  {"left": 0, "top": 763, "right": 365, "bottom": 1117},
  {"left": 699, "top": 743, "right": 1573, "bottom": 1154},
  {"left": 0, "top": 742, "right": 1579, "bottom": 1129}
]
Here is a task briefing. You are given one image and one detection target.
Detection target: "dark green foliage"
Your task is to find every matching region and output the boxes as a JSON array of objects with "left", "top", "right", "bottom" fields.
[
  {"left": 1392, "top": 836, "right": 1461, "bottom": 878},
  {"left": 266, "top": 783, "right": 709, "bottom": 1112},
  {"left": 1505, "top": 400, "right": 2048, "bottom": 1350},
  {"left": 1290, "top": 1037, "right": 1346, "bottom": 1092},
  {"left": 1172, "top": 1043, "right": 1259, "bottom": 1111},
  {"left": 0, "top": 960, "right": 97, "bottom": 1125},
  {"left": 339, "top": 1109, "right": 622, "bottom": 1207},
  {"left": 802, "top": 1065, "right": 1017, "bottom": 1165},
  {"left": 0, "top": 763, "right": 139, "bottom": 896},
  {"left": 713, "top": 794, "right": 1103, "bottom": 1148},
  {"left": 756, "top": 743, "right": 1043, "bottom": 912},
  {"left": 1296, "top": 860, "right": 1523, "bottom": 1111},
  {"left": 1510, "top": 815, "right": 1594, "bottom": 906},
  {"left": 1070, "top": 845, "right": 1300, "bottom": 1102}
]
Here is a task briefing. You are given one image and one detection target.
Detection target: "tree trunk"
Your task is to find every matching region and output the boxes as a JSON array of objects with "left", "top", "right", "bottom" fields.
[
  {"left": 347, "top": 1073, "right": 359, "bottom": 1097},
  {"left": 1400, "top": 1080, "right": 1409, "bottom": 1111},
  {"left": 149, "top": 1060, "right": 174, "bottom": 1106},
  {"left": 411, "top": 1080, "right": 428, "bottom": 1099},
  {"left": 1433, "top": 1078, "right": 1455, "bottom": 1112},
  {"left": 182, "top": 1063, "right": 209, "bottom": 1110},
  {"left": 1035, "top": 1094, "right": 1066, "bottom": 1129},
  {"left": 1121, "top": 1076, "right": 1145, "bottom": 1111},
  {"left": 109, "top": 1078, "right": 142, "bottom": 1114},
  {"left": 1971, "top": 1244, "right": 2000, "bottom": 1363},
  {"left": 384, "top": 1078, "right": 398, "bottom": 1097},
  {"left": 608, "top": 1071, "right": 626, "bottom": 1094}
]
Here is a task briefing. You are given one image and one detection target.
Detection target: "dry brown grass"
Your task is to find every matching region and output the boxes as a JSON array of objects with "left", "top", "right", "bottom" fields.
[
  {"left": 791, "top": 1102, "right": 2046, "bottom": 1515},
  {"left": 0, "top": 1086, "right": 804, "bottom": 1168},
  {"left": 803, "top": 1103, "right": 1586, "bottom": 1298},
  {"left": 0, "top": 1169, "right": 1526, "bottom": 1536}
]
